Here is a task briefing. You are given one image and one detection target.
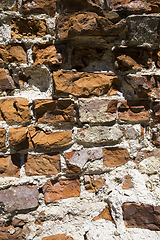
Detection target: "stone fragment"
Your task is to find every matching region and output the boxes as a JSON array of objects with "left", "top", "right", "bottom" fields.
[
  {"left": 0, "top": 128, "right": 6, "bottom": 152},
  {"left": 42, "top": 178, "right": 80, "bottom": 203},
  {"left": 84, "top": 175, "right": 105, "bottom": 193},
  {"left": 122, "top": 175, "right": 133, "bottom": 189},
  {"left": 138, "top": 156, "right": 160, "bottom": 175},
  {"left": 0, "top": 69, "right": 16, "bottom": 90},
  {"left": 126, "top": 15, "right": 160, "bottom": 44},
  {"left": 34, "top": 99, "right": 75, "bottom": 124},
  {"left": 118, "top": 100, "right": 150, "bottom": 122},
  {"left": 153, "top": 101, "right": 160, "bottom": 124},
  {"left": 93, "top": 205, "right": 115, "bottom": 223},
  {"left": 42, "top": 234, "right": 74, "bottom": 240},
  {"left": 56, "top": 12, "right": 126, "bottom": 40},
  {"left": 71, "top": 47, "right": 105, "bottom": 69},
  {"left": 11, "top": 18, "right": 47, "bottom": 38},
  {"left": 0, "top": 98, "right": 30, "bottom": 124},
  {"left": 0, "top": 185, "right": 39, "bottom": 212},
  {"left": 0, "top": 221, "right": 26, "bottom": 240},
  {"left": 0, "top": 44, "right": 27, "bottom": 63},
  {"left": 0, "top": 154, "right": 21, "bottom": 177},
  {"left": 152, "top": 132, "right": 160, "bottom": 146},
  {"left": 0, "top": 0, "right": 17, "bottom": 11},
  {"left": 22, "top": 0, "right": 57, "bottom": 16},
  {"left": 28, "top": 127, "right": 72, "bottom": 150},
  {"left": 32, "top": 44, "right": 63, "bottom": 66},
  {"left": 76, "top": 126, "right": 123, "bottom": 144},
  {"left": 78, "top": 99, "right": 117, "bottom": 123},
  {"left": 12, "top": 217, "right": 27, "bottom": 227},
  {"left": 103, "top": 147, "right": 130, "bottom": 167},
  {"left": 65, "top": 148, "right": 103, "bottom": 173},
  {"left": 122, "top": 203, "right": 160, "bottom": 230},
  {"left": 53, "top": 70, "right": 119, "bottom": 97},
  {"left": 9, "top": 127, "right": 28, "bottom": 152},
  {"left": 114, "top": 47, "right": 152, "bottom": 70},
  {"left": 25, "top": 153, "right": 61, "bottom": 176}
]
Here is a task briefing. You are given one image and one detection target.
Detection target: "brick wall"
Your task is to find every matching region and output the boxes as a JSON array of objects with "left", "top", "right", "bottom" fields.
[{"left": 0, "top": 0, "right": 160, "bottom": 239}]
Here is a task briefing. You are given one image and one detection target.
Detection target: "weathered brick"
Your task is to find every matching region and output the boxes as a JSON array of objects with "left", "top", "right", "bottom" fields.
[
  {"left": 0, "top": 154, "right": 21, "bottom": 177},
  {"left": 11, "top": 18, "right": 47, "bottom": 38},
  {"left": 53, "top": 70, "right": 119, "bottom": 97},
  {"left": 0, "top": 69, "right": 16, "bottom": 90},
  {"left": 65, "top": 148, "right": 103, "bottom": 173},
  {"left": 0, "top": 98, "right": 30, "bottom": 124},
  {"left": 118, "top": 100, "right": 150, "bottom": 122},
  {"left": 22, "top": 0, "right": 57, "bottom": 16},
  {"left": 0, "top": 221, "right": 26, "bottom": 240},
  {"left": 93, "top": 205, "right": 115, "bottom": 223},
  {"left": 9, "top": 127, "right": 28, "bottom": 152},
  {"left": 103, "top": 147, "right": 130, "bottom": 167},
  {"left": 126, "top": 15, "right": 160, "bottom": 44},
  {"left": 34, "top": 99, "right": 75, "bottom": 124},
  {"left": 153, "top": 101, "right": 160, "bottom": 124},
  {"left": 0, "top": 44, "right": 27, "bottom": 63},
  {"left": 84, "top": 175, "right": 105, "bottom": 193},
  {"left": 42, "top": 178, "right": 80, "bottom": 203},
  {"left": 76, "top": 126, "right": 123, "bottom": 144},
  {"left": 122, "top": 175, "right": 133, "bottom": 189},
  {"left": 71, "top": 46, "right": 105, "bottom": 69},
  {"left": 28, "top": 127, "right": 72, "bottom": 150},
  {"left": 0, "top": 185, "right": 39, "bottom": 212},
  {"left": 122, "top": 203, "right": 160, "bottom": 230},
  {"left": 78, "top": 99, "right": 117, "bottom": 123},
  {"left": 42, "top": 234, "right": 74, "bottom": 240},
  {"left": 0, "top": 128, "right": 6, "bottom": 152},
  {"left": 56, "top": 12, "right": 126, "bottom": 40},
  {"left": 0, "top": 0, "right": 17, "bottom": 11},
  {"left": 25, "top": 153, "right": 61, "bottom": 176},
  {"left": 32, "top": 44, "right": 63, "bottom": 66}
]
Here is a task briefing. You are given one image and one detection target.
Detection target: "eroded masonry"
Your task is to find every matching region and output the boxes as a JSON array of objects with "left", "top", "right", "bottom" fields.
[{"left": 0, "top": 0, "right": 160, "bottom": 239}]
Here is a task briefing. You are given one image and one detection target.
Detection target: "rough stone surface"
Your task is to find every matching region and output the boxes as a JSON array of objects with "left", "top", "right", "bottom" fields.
[
  {"left": 0, "top": 69, "right": 16, "bottom": 90},
  {"left": 78, "top": 99, "right": 117, "bottom": 123},
  {"left": 123, "top": 203, "right": 160, "bottom": 230},
  {"left": 0, "top": 44, "right": 27, "bottom": 63},
  {"left": 0, "top": 0, "right": 17, "bottom": 11},
  {"left": 9, "top": 127, "right": 28, "bottom": 152},
  {"left": 11, "top": 18, "right": 47, "bottom": 38},
  {"left": 42, "top": 234, "right": 74, "bottom": 240},
  {"left": 53, "top": 70, "right": 119, "bottom": 97},
  {"left": 0, "top": 128, "right": 6, "bottom": 152},
  {"left": 42, "top": 178, "right": 80, "bottom": 203},
  {"left": 0, "top": 185, "right": 39, "bottom": 212},
  {"left": 32, "top": 44, "right": 63, "bottom": 66},
  {"left": 56, "top": 12, "right": 126, "bottom": 40},
  {"left": 103, "top": 147, "right": 130, "bottom": 167},
  {"left": 0, "top": 154, "right": 21, "bottom": 177},
  {"left": 25, "top": 153, "right": 61, "bottom": 176},
  {"left": 22, "top": 0, "right": 57, "bottom": 16},
  {"left": 76, "top": 126, "right": 123, "bottom": 144},
  {"left": 28, "top": 127, "right": 72, "bottom": 150},
  {"left": 0, "top": 98, "right": 30, "bottom": 124},
  {"left": 118, "top": 100, "right": 150, "bottom": 122},
  {"left": 34, "top": 99, "right": 75, "bottom": 124},
  {"left": 0, "top": 221, "right": 26, "bottom": 240},
  {"left": 65, "top": 148, "right": 103, "bottom": 173},
  {"left": 93, "top": 205, "right": 115, "bottom": 223}
]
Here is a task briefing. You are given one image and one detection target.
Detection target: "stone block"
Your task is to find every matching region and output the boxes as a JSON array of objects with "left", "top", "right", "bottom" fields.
[
  {"left": 118, "top": 100, "right": 150, "bottom": 122},
  {"left": 0, "top": 128, "right": 6, "bottom": 152},
  {"left": 122, "top": 203, "right": 160, "bottom": 230},
  {"left": 9, "top": 127, "right": 28, "bottom": 152},
  {"left": 42, "top": 178, "right": 80, "bottom": 203},
  {"left": 25, "top": 153, "right": 61, "bottom": 176},
  {"left": 76, "top": 126, "right": 123, "bottom": 144},
  {"left": 0, "top": 69, "right": 16, "bottom": 90},
  {"left": 0, "top": 185, "right": 39, "bottom": 212},
  {"left": 0, "top": 98, "right": 30, "bottom": 124},
  {"left": 65, "top": 148, "right": 103, "bottom": 173},
  {"left": 56, "top": 12, "right": 126, "bottom": 40},
  {"left": 22, "top": 0, "right": 57, "bottom": 16},
  {"left": 32, "top": 44, "right": 63, "bottom": 66},
  {"left": 0, "top": 154, "right": 21, "bottom": 177},
  {"left": 0, "top": 44, "right": 27, "bottom": 63},
  {"left": 42, "top": 234, "right": 74, "bottom": 240},
  {"left": 34, "top": 99, "right": 75, "bottom": 124},
  {"left": 103, "top": 147, "right": 130, "bottom": 167},
  {"left": 53, "top": 70, "right": 119, "bottom": 97},
  {"left": 11, "top": 18, "right": 47, "bottom": 38},
  {"left": 78, "top": 98, "right": 117, "bottom": 123}
]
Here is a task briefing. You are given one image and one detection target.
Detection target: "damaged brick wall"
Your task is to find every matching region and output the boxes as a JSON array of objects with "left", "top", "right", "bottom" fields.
[{"left": 0, "top": 0, "right": 160, "bottom": 239}]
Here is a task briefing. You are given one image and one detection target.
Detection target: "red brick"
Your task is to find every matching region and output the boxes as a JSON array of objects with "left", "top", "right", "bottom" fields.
[
  {"left": 0, "top": 154, "right": 21, "bottom": 177},
  {"left": 42, "top": 178, "right": 80, "bottom": 203}
]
